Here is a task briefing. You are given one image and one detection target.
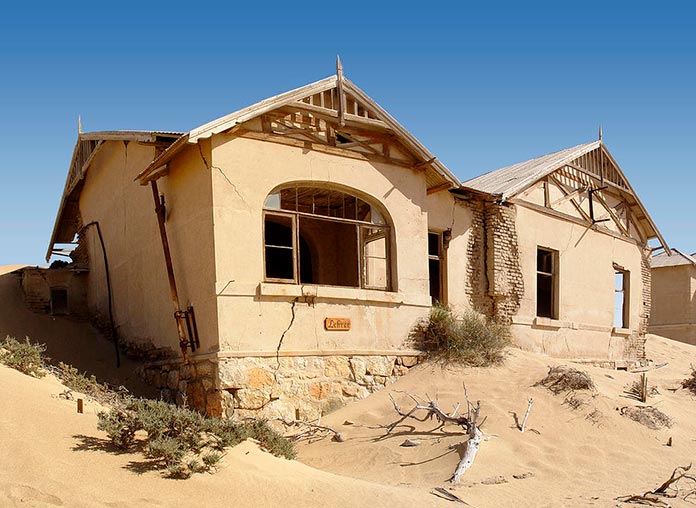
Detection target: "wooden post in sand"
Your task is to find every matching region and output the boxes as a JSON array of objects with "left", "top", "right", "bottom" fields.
[{"left": 77, "top": 399, "right": 83, "bottom": 414}]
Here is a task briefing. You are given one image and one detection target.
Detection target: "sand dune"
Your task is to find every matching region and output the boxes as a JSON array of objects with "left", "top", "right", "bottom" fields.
[
  {"left": 3, "top": 263, "right": 696, "bottom": 507},
  {"left": 297, "top": 336, "right": 696, "bottom": 507}
]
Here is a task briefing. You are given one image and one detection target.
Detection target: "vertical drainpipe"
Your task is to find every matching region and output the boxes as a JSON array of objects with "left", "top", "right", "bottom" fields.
[{"left": 150, "top": 179, "right": 190, "bottom": 359}]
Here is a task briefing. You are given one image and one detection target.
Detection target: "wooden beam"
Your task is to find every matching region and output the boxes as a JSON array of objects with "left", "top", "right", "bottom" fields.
[
  {"left": 281, "top": 102, "right": 391, "bottom": 133},
  {"left": 426, "top": 183, "right": 452, "bottom": 195},
  {"left": 238, "top": 130, "right": 419, "bottom": 169},
  {"left": 548, "top": 175, "right": 592, "bottom": 222},
  {"left": 591, "top": 191, "right": 631, "bottom": 237},
  {"left": 550, "top": 185, "right": 587, "bottom": 208},
  {"left": 510, "top": 198, "right": 643, "bottom": 246}
]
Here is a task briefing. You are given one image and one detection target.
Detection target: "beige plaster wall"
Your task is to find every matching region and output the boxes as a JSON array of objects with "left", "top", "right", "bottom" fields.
[
  {"left": 78, "top": 141, "right": 218, "bottom": 356},
  {"left": 511, "top": 204, "right": 646, "bottom": 360},
  {"left": 650, "top": 265, "right": 696, "bottom": 343},
  {"left": 209, "top": 135, "right": 469, "bottom": 355}
]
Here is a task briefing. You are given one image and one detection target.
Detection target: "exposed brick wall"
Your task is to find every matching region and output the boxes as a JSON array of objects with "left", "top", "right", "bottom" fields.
[
  {"left": 464, "top": 200, "right": 492, "bottom": 315},
  {"left": 484, "top": 202, "right": 524, "bottom": 324},
  {"left": 624, "top": 248, "right": 652, "bottom": 360},
  {"left": 464, "top": 199, "right": 524, "bottom": 324}
]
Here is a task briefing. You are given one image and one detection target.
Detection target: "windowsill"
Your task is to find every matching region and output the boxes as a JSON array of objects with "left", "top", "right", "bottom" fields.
[
  {"left": 611, "top": 327, "right": 632, "bottom": 336},
  {"left": 533, "top": 317, "right": 568, "bottom": 329},
  {"left": 258, "top": 282, "right": 431, "bottom": 306}
]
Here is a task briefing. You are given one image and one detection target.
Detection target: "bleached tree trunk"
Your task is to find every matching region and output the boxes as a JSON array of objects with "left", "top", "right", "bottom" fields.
[{"left": 451, "top": 425, "right": 482, "bottom": 483}]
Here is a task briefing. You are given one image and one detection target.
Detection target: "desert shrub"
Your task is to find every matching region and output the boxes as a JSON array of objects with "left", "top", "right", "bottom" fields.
[
  {"left": 0, "top": 336, "right": 47, "bottom": 377},
  {"left": 536, "top": 366, "right": 595, "bottom": 395},
  {"left": 620, "top": 406, "right": 672, "bottom": 430},
  {"left": 409, "top": 305, "right": 510, "bottom": 366},
  {"left": 98, "top": 399, "right": 294, "bottom": 478},
  {"left": 54, "top": 362, "right": 123, "bottom": 405},
  {"left": 681, "top": 367, "right": 696, "bottom": 395}
]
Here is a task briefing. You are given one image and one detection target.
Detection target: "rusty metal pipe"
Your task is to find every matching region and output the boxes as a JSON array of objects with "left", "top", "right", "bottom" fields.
[{"left": 150, "top": 180, "right": 190, "bottom": 359}]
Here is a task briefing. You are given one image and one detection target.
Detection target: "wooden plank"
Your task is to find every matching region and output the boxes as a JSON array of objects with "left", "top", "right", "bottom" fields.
[{"left": 426, "top": 183, "right": 452, "bottom": 195}]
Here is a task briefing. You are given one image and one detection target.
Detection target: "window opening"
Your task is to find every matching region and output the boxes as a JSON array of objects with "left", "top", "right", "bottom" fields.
[
  {"left": 263, "top": 185, "right": 391, "bottom": 290},
  {"left": 428, "top": 232, "right": 444, "bottom": 304},
  {"left": 50, "top": 288, "right": 68, "bottom": 315},
  {"left": 614, "top": 268, "right": 629, "bottom": 328},
  {"left": 536, "top": 248, "right": 557, "bottom": 319}
]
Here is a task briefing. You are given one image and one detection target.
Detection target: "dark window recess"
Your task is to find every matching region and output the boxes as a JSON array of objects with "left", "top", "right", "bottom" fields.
[
  {"left": 264, "top": 215, "right": 295, "bottom": 281},
  {"left": 428, "top": 232, "right": 443, "bottom": 304},
  {"left": 536, "top": 248, "right": 556, "bottom": 319},
  {"left": 50, "top": 288, "right": 68, "bottom": 315}
]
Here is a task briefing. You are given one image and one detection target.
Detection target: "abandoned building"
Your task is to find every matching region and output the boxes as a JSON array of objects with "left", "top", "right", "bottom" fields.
[
  {"left": 649, "top": 249, "right": 696, "bottom": 344},
  {"left": 43, "top": 62, "right": 668, "bottom": 418}
]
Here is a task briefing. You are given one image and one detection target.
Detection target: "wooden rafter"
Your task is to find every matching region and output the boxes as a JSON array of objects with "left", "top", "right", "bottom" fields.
[
  {"left": 550, "top": 184, "right": 587, "bottom": 209},
  {"left": 548, "top": 175, "right": 592, "bottom": 223},
  {"left": 590, "top": 191, "right": 631, "bottom": 237}
]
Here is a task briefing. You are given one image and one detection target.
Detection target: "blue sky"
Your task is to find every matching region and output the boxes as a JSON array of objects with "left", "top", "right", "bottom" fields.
[{"left": 0, "top": 1, "right": 694, "bottom": 265}]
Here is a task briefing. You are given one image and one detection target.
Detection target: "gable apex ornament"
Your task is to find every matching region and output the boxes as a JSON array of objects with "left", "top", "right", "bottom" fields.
[{"left": 336, "top": 55, "right": 346, "bottom": 127}]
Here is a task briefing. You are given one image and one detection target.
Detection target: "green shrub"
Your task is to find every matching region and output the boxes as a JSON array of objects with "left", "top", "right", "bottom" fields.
[
  {"left": 409, "top": 305, "right": 510, "bottom": 366},
  {"left": 97, "top": 399, "right": 295, "bottom": 478},
  {"left": 0, "top": 336, "right": 47, "bottom": 377}
]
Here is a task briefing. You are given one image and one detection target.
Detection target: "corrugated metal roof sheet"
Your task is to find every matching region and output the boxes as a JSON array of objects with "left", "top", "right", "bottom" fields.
[
  {"left": 461, "top": 141, "right": 599, "bottom": 198},
  {"left": 651, "top": 249, "right": 696, "bottom": 268}
]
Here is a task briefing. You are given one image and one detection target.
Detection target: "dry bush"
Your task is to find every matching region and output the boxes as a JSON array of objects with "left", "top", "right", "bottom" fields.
[
  {"left": 681, "top": 366, "right": 696, "bottom": 395},
  {"left": 0, "top": 336, "right": 47, "bottom": 378},
  {"left": 627, "top": 377, "right": 659, "bottom": 401},
  {"left": 620, "top": 406, "right": 672, "bottom": 430},
  {"left": 409, "top": 305, "right": 510, "bottom": 366},
  {"left": 563, "top": 391, "right": 590, "bottom": 410},
  {"left": 536, "top": 366, "right": 595, "bottom": 395}
]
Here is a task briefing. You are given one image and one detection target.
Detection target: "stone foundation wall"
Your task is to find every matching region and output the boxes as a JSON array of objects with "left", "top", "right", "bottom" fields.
[
  {"left": 218, "top": 354, "right": 422, "bottom": 421},
  {"left": 139, "top": 358, "right": 222, "bottom": 417}
]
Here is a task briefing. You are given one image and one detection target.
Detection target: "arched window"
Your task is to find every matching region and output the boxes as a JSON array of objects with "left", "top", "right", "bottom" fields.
[{"left": 263, "top": 184, "right": 392, "bottom": 291}]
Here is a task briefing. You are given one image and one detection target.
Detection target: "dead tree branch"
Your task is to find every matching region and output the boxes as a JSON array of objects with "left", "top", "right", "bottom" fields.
[
  {"left": 387, "top": 387, "right": 483, "bottom": 483},
  {"left": 617, "top": 464, "right": 696, "bottom": 507},
  {"left": 275, "top": 418, "right": 345, "bottom": 442}
]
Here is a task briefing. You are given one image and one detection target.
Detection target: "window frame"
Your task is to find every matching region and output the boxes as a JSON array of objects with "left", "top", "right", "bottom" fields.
[
  {"left": 428, "top": 230, "right": 446, "bottom": 305},
  {"left": 262, "top": 185, "right": 393, "bottom": 292},
  {"left": 536, "top": 247, "right": 558, "bottom": 319},
  {"left": 613, "top": 265, "right": 630, "bottom": 329},
  {"left": 262, "top": 210, "right": 298, "bottom": 284}
]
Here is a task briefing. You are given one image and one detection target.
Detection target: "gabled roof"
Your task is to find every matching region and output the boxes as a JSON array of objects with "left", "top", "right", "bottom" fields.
[
  {"left": 46, "top": 130, "right": 181, "bottom": 261},
  {"left": 651, "top": 249, "right": 696, "bottom": 268},
  {"left": 461, "top": 141, "right": 599, "bottom": 198},
  {"left": 461, "top": 140, "right": 668, "bottom": 250},
  {"left": 135, "top": 74, "right": 460, "bottom": 189}
]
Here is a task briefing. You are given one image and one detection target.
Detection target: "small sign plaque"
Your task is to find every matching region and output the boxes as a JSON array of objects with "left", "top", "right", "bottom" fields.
[{"left": 324, "top": 317, "right": 351, "bottom": 331}]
